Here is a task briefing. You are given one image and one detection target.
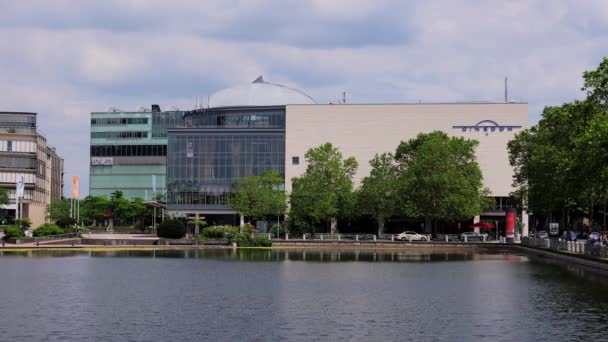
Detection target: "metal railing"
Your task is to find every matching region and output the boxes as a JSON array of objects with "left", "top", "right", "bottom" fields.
[
  {"left": 522, "top": 237, "right": 608, "bottom": 258},
  {"left": 33, "top": 232, "right": 80, "bottom": 242}
]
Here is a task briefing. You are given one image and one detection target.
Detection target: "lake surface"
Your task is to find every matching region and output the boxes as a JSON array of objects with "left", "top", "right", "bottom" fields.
[{"left": 0, "top": 248, "right": 607, "bottom": 342}]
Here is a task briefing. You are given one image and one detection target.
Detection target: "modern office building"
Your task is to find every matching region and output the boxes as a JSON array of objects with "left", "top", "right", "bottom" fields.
[
  {"left": 0, "top": 112, "right": 64, "bottom": 228},
  {"left": 89, "top": 106, "right": 183, "bottom": 199},
  {"left": 89, "top": 77, "right": 529, "bottom": 234}
]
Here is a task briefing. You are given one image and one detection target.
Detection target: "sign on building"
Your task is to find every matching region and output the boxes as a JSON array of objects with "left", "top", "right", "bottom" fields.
[{"left": 91, "top": 157, "right": 114, "bottom": 165}]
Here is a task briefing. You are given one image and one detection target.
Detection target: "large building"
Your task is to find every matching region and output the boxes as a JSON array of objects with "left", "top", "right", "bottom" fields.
[
  {"left": 0, "top": 112, "right": 64, "bottom": 228},
  {"left": 89, "top": 77, "right": 529, "bottom": 234},
  {"left": 89, "top": 106, "right": 183, "bottom": 199}
]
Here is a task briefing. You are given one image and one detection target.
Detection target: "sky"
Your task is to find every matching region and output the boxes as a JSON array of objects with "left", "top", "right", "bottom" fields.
[{"left": 1, "top": 0, "right": 607, "bottom": 197}]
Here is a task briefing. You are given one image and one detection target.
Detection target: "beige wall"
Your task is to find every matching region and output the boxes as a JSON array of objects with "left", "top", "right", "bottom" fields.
[{"left": 285, "top": 103, "right": 528, "bottom": 197}]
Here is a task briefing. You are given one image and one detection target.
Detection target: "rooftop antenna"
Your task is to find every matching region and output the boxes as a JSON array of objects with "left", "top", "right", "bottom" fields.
[
  {"left": 504, "top": 77, "right": 508, "bottom": 103},
  {"left": 342, "top": 91, "right": 346, "bottom": 104},
  {"left": 207, "top": 95, "right": 210, "bottom": 109}
]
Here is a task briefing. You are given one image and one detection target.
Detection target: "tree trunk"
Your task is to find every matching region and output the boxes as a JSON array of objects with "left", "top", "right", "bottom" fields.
[
  {"left": 330, "top": 217, "right": 338, "bottom": 234},
  {"left": 377, "top": 216, "right": 385, "bottom": 236},
  {"left": 107, "top": 217, "right": 114, "bottom": 231},
  {"left": 425, "top": 217, "right": 432, "bottom": 234}
]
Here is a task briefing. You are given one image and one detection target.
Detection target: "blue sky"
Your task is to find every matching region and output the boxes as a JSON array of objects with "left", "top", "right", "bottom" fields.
[{"left": 1, "top": 0, "right": 607, "bottom": 196}]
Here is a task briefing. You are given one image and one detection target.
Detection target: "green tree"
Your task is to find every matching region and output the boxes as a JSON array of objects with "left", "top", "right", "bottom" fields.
[
  {"left": 358, "top": 153, "right": 399, "bottom": 236},
  {"left": 289, "top": 143, "right": 358, "bottom": 233},
  {"left": 47, "top": 198, "right": 71, "bottom": 222},
  {"left": 0, "top": 188, "right": 8, "bottom": 206},
  {"left": 230, "top": 170, "right": 287, "bottom": 227},
  {"left": 80, "top": 195, "right": 111, "bottom": 227},
  {"left": 396, "top": 131, "right": 490, "bottom": 234},
  {"left": 509, "top": 100, "right": 601, "bottom": 227}
]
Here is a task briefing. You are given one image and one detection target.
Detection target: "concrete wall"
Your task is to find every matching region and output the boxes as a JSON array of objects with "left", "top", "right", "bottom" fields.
[{"left": 285, "top": 103, "right": 528, "bottom": 197}]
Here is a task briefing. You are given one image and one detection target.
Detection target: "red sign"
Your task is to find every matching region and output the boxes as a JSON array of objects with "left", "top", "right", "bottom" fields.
[{"left": 505, "top": 209, "right": 516, "bottom": 238}]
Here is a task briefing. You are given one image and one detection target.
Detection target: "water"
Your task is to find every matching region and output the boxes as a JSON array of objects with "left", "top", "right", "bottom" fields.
[{"left": 0, "top": 248, "right": 607, "bottom": 342}]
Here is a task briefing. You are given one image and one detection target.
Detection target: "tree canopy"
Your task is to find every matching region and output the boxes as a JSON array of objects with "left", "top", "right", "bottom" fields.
[
  {"left": 289, "top": 143, "right": 358, "bottom": 233},
  {"left": 396, "top": 131, "right": 490, "bottom": 232},
  {"left": 230, "top": 170, "right": 286, "bottom": 221},
  {"left": 509, "top": 57, "right": 608, "bottom": 227},
  {"left": 0, "top": 188, "right": 9, "bottom": 206},
  {"left": 357, "top": 152, "right": 399, "bottom": 235}
]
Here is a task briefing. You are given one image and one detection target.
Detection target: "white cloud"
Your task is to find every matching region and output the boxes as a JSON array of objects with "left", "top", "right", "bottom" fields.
[{"left": 1, "top": 0, "right": 608, "bottom": 196}]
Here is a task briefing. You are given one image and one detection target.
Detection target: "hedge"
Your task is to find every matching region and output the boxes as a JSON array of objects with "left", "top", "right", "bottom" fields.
[{"left": 33, "top": 224, "right": 65, "bottom": 237}]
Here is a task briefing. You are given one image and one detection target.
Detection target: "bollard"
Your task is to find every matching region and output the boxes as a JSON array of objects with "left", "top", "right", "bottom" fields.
[
  {"left": 409, "top": 236, "right": 413, "bottom": 242},
  {"left": 373, "top": 235, "right": 377, "bottom": 242},
  {"left": 483, "top": 235, "right": 487, "bottom": 242},
  {"left": 391, "top": 235, "right": 394, "bottom": 242},
  {"left": 320, "top": 235, "right": 324, "bottom": 241},
  {"left": 36, "top": 241, "right": 39, "bottom": 247},
  {"left": 428, "top": 235, "right": 431, "bottom": 242},
  {"left": 356, "top": 234, "right": 359, "bottom": 241},
  {"left": 464, "top": 235, "right": 467, "bottom": 243},
  {"left": 285, "top": 233, "right": 289, "bottom": 241},
  {"left": 445, "top": 235, "right": 449, "bottom": 242},
  {"left": 303, "top": 234, "right": 306, "bottom": 240},
  {"left": 338, "top": 234, "right": 341, "bottom": 241}
]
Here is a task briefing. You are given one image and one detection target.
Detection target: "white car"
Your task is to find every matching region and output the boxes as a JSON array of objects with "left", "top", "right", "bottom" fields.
[
  {"left": 460, "top": 231, "right": 487, "bottom": 241},
  {"left": 396, "top": 231, "right": 428, "bottom": 241}
]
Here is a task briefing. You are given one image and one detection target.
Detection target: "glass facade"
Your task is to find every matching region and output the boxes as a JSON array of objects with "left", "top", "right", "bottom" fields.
[
  {"left": 91, "top": 118, "right": 149, "bottom": 125},
  {"left": 89, "top": 110, "right": 184, "bottom": 200},
  {"left": 166, "top": 106, "right": 286, "bottom": 212},
  {"left": 0, "top": 112, "right": 36, "bottom": 133},
  {"left": 91, "top": 131, "right": 149, "bottom": 139}
]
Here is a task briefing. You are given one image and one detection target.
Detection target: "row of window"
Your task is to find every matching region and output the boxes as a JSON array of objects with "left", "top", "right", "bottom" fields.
[
  {"left": 91, "top": 131, "right": 149, "bottom": 139},
  {"left": 0, "top": 172, "right": 35, "bottom": 184},
  {"left": 91, "top": 118, "right": 149, "bottom": 125},
  {"left": 0, "top": 139, "right": 36, "bottom": 153},
  {"left": 0, "top": 156, "right": 35, "bottom": 169},
  {"left": 90, "top": 144, "right": 167, "bottom": 157}
]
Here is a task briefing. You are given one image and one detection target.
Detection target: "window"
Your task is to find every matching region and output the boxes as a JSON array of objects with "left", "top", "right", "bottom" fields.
[
  {"left": 292, "top": 156, "right": 299, "bottom": 165},
  {"left": 7, "top": 140, "right": 12, "bottom": 152}
]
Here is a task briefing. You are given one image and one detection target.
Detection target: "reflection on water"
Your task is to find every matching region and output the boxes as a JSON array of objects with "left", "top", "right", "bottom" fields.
[
  {"left": 1, "top": 248, "right": 607, "bottom": 342},
  {"left": 0, "top": 248, "right": 525, "bottom": 263}
]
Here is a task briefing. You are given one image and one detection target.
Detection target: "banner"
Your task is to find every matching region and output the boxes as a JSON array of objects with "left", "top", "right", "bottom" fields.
[
  {"left": 16, "top": 175, "right": 24, "bottom": 198},
  {"left": 72, "top": 176, "right": 79, "bottom": 198},
  {"left": 152, "top": 175, "right": 157, "bottom": 193}
]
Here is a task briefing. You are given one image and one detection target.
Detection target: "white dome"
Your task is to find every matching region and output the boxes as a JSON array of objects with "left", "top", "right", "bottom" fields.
[{"left": 208, "top": 76, "right": 315, "bottom": 108}]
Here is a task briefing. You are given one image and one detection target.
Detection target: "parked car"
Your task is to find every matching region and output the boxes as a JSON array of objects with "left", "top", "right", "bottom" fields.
[
  {"left": 460, "top": 231, "right": 487, "bottom": 241},
  {"left": 536, "top": 230, "right": 548, "bottom": 239},
  {"left": 396, "top": 231, "right": 428, "bottom": 241}
]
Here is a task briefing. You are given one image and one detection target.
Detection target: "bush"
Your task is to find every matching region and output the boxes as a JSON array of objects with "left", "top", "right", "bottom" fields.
[
  {"left": 55, "top": 217, "right": 77, "bottom": 229},
  {"left": 157, "top": 219, "right": 186, "bottom": 239},
  {"left": 233, "top": 234, "right": 272, "bottom": 247},
  {"left": 242, "top": 223, "right": 256, "bottom": 234},
  {"left": 270, "top": 222, "right": 288, "bottom": 238},
  {"left": 202, "top": 225, "right": 239, "bottom": 239},
  {"left": 2, "top": 225, "right": 25, "bottom": 240},
  {"left": 33, "top": 224, "right": 65, "bottom": 237},
  {"left": 15, "top": 218, "right": 31, "bottom": 229}
]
